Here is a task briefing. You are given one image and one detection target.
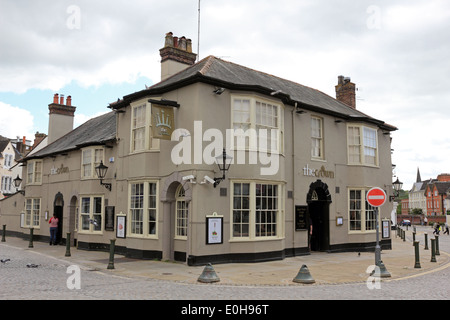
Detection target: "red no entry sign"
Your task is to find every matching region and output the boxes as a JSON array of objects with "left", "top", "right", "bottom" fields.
[{"left": 366, "top": 187, "right": 387, "bottom": 207}]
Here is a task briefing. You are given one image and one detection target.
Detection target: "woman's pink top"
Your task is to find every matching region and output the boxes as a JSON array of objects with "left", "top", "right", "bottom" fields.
[{"left": 49, "top": 217, "right": 58, "bottom": 228}]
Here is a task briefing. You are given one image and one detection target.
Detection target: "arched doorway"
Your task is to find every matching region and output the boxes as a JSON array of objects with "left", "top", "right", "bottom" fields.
[
  {"left": 160, "top": 173, "right": 192, "bottom": 263},
  {"left": 307, "top": 180, "right": 332, "bottom": 252},
  {"left": 53, "top": 192, "right": 64, "bottom": 245}
]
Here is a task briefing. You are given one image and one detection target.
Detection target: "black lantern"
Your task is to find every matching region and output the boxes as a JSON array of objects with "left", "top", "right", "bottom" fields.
[
  {"left": 95, "top": 161, "right": 112, "bottom": 191},
  {"left": 213, "top": 148, "right": 233, "bottom": 188},
  {"left": 13, "top": 174, "right": 24, "bottom": 194},
  {"left": 390, "top": 177, "right": 403, "bottom": 201}
]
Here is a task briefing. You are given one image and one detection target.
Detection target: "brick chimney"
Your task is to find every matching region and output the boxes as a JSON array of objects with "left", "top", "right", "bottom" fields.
[
  {"left": 159, "top": 32, "right": 197, "bottom": 81},
  {"left": 48, "top": 93, "right": 76, "bottom": 144},
  {"left": 335, "top": 75, "right": 356, "bottom": 109}
]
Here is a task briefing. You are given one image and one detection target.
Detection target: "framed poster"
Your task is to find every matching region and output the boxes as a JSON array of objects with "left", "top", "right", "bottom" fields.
[
  {"left": 116, "top": 215, "right": 126, "bottom": 239},
  {"left": 206, "top": 215, "right": 223, "bottom": 244},
  {"left": 382, "top": 220, "right": 390, "bottom": 239},
  {"left": 295, "top": 205, "right": 308, "bottom": 230}
]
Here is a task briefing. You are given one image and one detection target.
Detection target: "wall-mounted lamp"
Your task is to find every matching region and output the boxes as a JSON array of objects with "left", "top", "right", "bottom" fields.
[
  {"left": 389, "top": 177, "right": 403, "bottom": 201},
  {"left": 95, "top": 161, "right": 112, "bottom": 191},
  {"left": 13, "top": 175, "right": 25, "bottom": 195},
  {"left": 213, "top": 148, "right": 233, "bottom": 188}
]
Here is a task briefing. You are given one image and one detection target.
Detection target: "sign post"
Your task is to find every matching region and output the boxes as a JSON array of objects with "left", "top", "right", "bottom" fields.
[{"left": 366, "top": 187, "right": 387, "bottom": 267}]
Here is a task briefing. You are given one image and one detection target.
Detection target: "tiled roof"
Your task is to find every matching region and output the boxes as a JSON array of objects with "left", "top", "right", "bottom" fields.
[
  {"left": 25, "top": 111, "right": 116, "bottom": 160},
  {"left": 111, "top": 55, "right": 397, "bottom": 131}
]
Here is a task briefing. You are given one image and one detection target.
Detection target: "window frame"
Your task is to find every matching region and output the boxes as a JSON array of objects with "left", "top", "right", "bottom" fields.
[
  {"left": 230, "top": 180, "right": 284, "bottom": 241},
  {"left": 26, "top": 160, "right": 43, "bottom": 185},
  {"left": 128, "top": 180, "right": 159, "bottom": 239},
  {"left": 81, "top": 147, "right": 105, "bottom": 179},
  {"left": 175, "top": 184, "right": 188, "bottom": 240},
  {"left": 348, "top": 188, "right": 378, "bottom": 233},
  {"left": 231, "top": 95, "right": 284, "bottom": 154},
  {"left": 25, "top": 198, "right": 41, "bottom": 228},
  {"left": 347, "top": 124, "right": 379, "bottom": 166},
  {"left": 78, "top": 195, "right": 104, "bottom": 234},
  {"left": 311, "top": 115, "right": 324, "bottom": 160},
  {"left": 130, "top": 100, "right": 160, "bottom": 154}
]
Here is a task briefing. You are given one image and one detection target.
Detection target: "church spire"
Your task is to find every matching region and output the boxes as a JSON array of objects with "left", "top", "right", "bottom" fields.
[{"left": 416, "top": 167, "right": 422, "bottom": 182}]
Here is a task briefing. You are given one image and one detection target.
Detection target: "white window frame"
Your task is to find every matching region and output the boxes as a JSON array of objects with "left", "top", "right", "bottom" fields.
[
  {"left": 230, "top": 180, "right": 284, "bottom": 241},
  {"left": 128, "top": 181, "right": 159, "bottom": 238},
  {"left": 347, "top": 124, "right": 379, "bottom": 166},
  {"left": 130, "top": 100, "right": 160, "bottom": 154},
  {"left": 79, "top": 195, "right": 104, "bottom": 234},
  {"left": 175, "top": 184, "right": 188, "bottom": 240},
  {"left": 1, "top": 175, "right": 12, "bottom": 194},
  {"left": 25, "top": 198, "right": 41, "bottom": 228},
  {"left": 26, "top": 160, "right": 43, "bottom": 185},
  {"left": 311, "top": 116, "right": 324, "bottom": 160},
  {"left": 348, "top": 188, "right": 378, "bottom": 233},
  {"left": 231, "top": 95, "right": 284, "bottom": 154},
  {"left": 81, "top": 147, "right": 104, "bottom": 179}
]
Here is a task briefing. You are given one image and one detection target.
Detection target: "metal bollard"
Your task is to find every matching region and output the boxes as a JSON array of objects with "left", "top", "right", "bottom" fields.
[
  {"left": 65, "top": 232, "right": 71, "bottom": 257},
  {"left": 402, "top": 229, "right": 406, "bottom": 241},
  {"left": 430, "top": 238, "right": 436, "bottom": 262},
  {"left": 435, "top": 235, "right": 440, "bottom": 256},
  {"left": 412, "top": 232, "right": 416, "bottom": 244},
  {"left": 424, "top": 232, "right": 428, "bottom": 250},
  {"left": 28, "top": 228, "right": 34, "bottom": 248},
  {"left": 107, "top": 239, "right": 116, "bottom": 269},
  {"left": 1, "top": 225, "right": 5, "bottom": 242},
  {"left": 414, "top": 241, "right": 421, "bottom": 268}
]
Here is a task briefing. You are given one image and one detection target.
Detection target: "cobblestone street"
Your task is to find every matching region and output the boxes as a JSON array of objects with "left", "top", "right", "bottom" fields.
[{"left": 1, "top": 226, "right": 449, "bottom": 302}]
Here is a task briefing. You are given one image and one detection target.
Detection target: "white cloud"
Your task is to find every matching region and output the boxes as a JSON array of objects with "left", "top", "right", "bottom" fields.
[{"left": 0, "top": 102, "right": 35, "bottom": 139}]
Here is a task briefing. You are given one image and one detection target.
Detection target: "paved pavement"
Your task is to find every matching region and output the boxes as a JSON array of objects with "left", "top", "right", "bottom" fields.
[{"left": 1, "top": 226, "right": 448, "bottom": 287}]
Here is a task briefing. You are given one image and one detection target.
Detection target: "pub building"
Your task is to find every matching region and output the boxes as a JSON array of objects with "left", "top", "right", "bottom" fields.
[{"left": 0, "top": 33, "right": 397, "bottom": 265}]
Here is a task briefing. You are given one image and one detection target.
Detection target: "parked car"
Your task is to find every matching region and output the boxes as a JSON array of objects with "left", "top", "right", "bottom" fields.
[{"left": 401, "top": 219, "right": 411, "bottom": 226}]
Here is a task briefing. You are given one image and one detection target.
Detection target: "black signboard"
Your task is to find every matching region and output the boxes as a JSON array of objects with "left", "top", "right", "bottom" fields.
[
  {"left": 295, "top": 205, "right": 308, "bottom": 231},
  {"left": 105, "top": 206, "right": 115, "bottom": 231}
]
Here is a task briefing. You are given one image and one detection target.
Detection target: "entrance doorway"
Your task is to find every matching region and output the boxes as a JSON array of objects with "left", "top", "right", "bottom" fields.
[
  {"left": 307, "top": 180, "right": 332, "bottom": 252},
  {"left": 53, "top": 192, "right": 64, "bottom": 245}
]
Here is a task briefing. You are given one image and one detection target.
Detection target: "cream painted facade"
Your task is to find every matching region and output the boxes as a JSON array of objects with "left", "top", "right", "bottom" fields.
[{"left": 0, "top": 36, "right": 397, "bottom": 265}]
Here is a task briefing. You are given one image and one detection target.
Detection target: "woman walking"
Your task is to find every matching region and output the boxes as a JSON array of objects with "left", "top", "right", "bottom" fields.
[{"left": 49, "top": 213, "right": 59, "bottom": 245}]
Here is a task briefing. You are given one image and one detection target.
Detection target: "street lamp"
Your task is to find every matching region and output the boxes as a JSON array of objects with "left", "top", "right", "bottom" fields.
[
  {"left": 213, "top": 148, "right": 233, "bottom": 188},
  {"left": 95, "top": 161, "right": 112, "bottom": 191},
  {"left": 390, "top": 177, "right": 403, "bottom": 201},
  {"left": 13, "top": 174, "right": 24, "bottom": 194}
]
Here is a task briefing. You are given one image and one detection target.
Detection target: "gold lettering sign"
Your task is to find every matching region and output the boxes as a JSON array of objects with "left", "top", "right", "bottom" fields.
[{"left": 151, "top": 104, "right": 175, "bottom": 140}]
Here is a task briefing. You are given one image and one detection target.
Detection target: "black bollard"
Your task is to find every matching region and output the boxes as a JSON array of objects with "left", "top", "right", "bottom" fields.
[
  {"left": 107, "top": 239, "right": 116, "bottom": 269},
  {"left": 412, "top": 232, "right": 416, "bottom": 245},
  {"left": 402, "top": 228, "right": 406, "bottom": 242},
  {"left": 424, "top": 232, "right": 428, "bottom": 250},
  {"left": 414, "top": 241, "right": 421, "bottom": 268},
  {"left": 1, "top": 225, "right": 5, "bottom": 242},
  {"left": 430, "top": 238, "right": 436, "bottom": 262},
  {"left": 28, "top": 228, "right": 34, "bottom": 248},
  {"left": 65, "top": 232, "right": 71, "bottom": 257},
  {"left": 435, "top": 235, "right": 440, "bottom": 256}
]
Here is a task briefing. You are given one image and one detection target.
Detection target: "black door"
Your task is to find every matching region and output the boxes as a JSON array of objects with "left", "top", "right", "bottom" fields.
[
  {"left": 308, "top": 201, "right": 329, "bottom": 251},
  {"left": 54, "top": 205, "right": 63, "bottom": 245}
]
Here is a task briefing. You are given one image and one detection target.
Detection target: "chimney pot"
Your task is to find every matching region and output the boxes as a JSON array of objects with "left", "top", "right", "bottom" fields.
[
  {"left": 60, "top": 94, "right": 64, "bottom": 105},
  {"left": 186, "top": 39, "right": 192, "bottom": 53},
  {"left": 53, "top": 93, "right": 59, "bottom": 104},
  {"left": 66, "top": 95, "right": 72, "bottom": 106},
  {"left": 179, "top": 36, "right": 187, "bottom": 50},
  {"left": 173, "top": 36, "right": 178, "bottom": 48},
  {"left": 335, "top": 75, "right": 356, "bottom": 109},
  {"left": 164, "top": 32, "right": 174, "bottom": 47}
]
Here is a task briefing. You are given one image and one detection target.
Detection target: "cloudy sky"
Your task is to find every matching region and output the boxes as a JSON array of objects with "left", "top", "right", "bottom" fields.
[{"left": 1, "top": 0, "right": 449, "bottom": 189}]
